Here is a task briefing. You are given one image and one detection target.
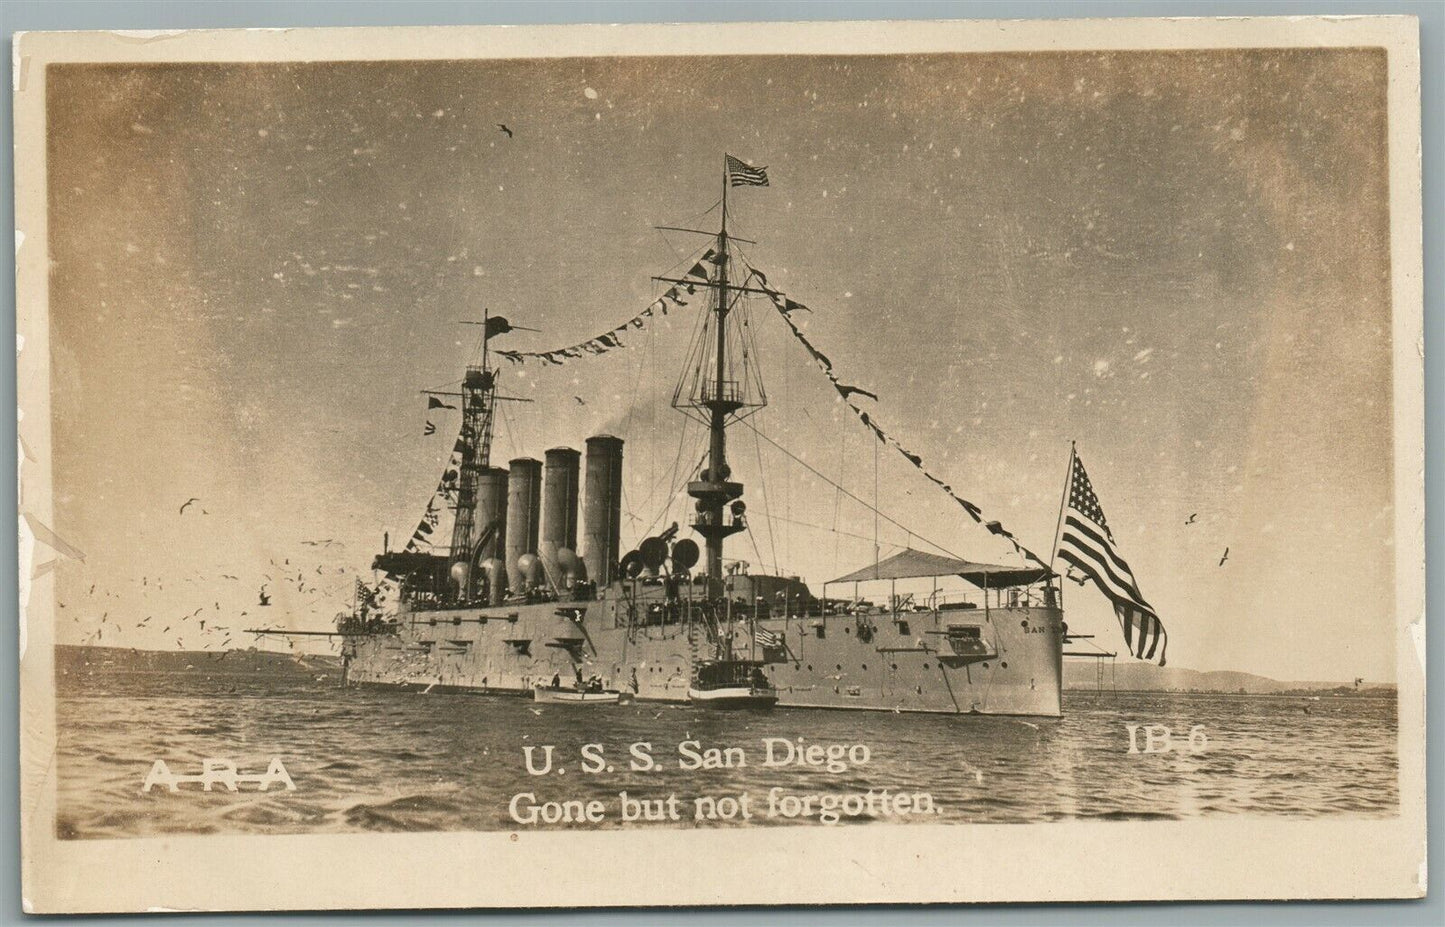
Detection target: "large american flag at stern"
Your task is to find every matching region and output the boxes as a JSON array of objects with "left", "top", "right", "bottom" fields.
[
  {"left": 726, "top": 154, "right": 770, "bottom": 187},
  {"left": 1055, "top": 449, "right": 1168, "bottom": 665}
]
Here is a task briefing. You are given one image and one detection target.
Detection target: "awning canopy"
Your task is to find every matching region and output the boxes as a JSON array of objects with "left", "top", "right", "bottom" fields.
[{"left": 828, "top": 548, "right": 1052, "bottom": 589}]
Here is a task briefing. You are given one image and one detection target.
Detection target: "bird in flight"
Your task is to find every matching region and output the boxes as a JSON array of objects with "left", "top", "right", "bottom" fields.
[
  {"left": 179, "top": 497, "right": 201, "bottom": 515},
  {"left": 1185, "top": 513, "right": 1198, "bottom": 525},
  {"left": 258, "top": 586, "right": 272, "bottom": 607},
  {"left": 496, "top": 123, "right": 513, "bottom": 138},
  {"left": 1218, "top": 547, "right": 1230, "bottom": 567},
  {"left": 573, "top": 396, "right": 586, "bottom": 405}
]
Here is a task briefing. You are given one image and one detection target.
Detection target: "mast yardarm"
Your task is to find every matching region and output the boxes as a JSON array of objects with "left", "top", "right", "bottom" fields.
[{"left": 668, "top": 156, "right": 770, "bottom": 595}]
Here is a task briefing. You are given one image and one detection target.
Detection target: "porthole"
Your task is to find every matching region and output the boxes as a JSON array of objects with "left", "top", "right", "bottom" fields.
[
  {"left": 891, "top": 663, "right": 898, "bottom": 670},
  {"left": 807, "top": 664, "right": 813, "bottom": 672},
  {"left": 982, "top": 662, "right": 990, "bottom": 669},
  {"left": 1001, "top": 661, "right": 1009, "bottom": 669},
  {"left": 1021, "top": 620, "right": 1029, "bottom": 629},
  {"left": 835, "top": 663, "right": 842, "bottom": 671},
  {"left": 923, "top": 663, "right": 931, "bottom": 670},
  {"left": 861, "top": 663, "right": 868, "bottom": 671}
]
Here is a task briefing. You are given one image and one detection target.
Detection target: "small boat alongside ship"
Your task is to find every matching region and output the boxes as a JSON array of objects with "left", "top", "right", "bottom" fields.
[
  {"left": 532, "top": 685, "right": 626, "bottom": 705},
  {"left": 687, "top": 660, "right": 778, "bottom": 709}
]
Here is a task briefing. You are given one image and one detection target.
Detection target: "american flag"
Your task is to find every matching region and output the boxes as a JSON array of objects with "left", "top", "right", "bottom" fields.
[
  {"left": 753, "top": 625, "right": 783, "bottom": 647},
  {"left": 1055, "top": 449, "right": 1168, "bottom": 665},
  {"left": 726, "top": 154, "right": 769, "bottom": 187}
]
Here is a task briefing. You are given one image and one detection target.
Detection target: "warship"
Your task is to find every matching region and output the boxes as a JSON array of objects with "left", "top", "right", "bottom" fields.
[{"left": 322, "top": 158, "right": 1069, "bottom": 717}]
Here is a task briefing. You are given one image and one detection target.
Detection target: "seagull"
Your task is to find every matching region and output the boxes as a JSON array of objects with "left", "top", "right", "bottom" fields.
[
  {"left": 496, "top": 123, "right": 513, "bottom": 138},
  {"left": 573, "top": 396, "right": 586, "bottom": 405},
  {"left": 258, "top": 586, "right": 272, "bottom": 607},
  {"left": 1185, "top": 513, "right": 1198, "bottom": 525},
  {"left": 179, "top": 497, "right": 200, "bottom": 515},
  {"left": 1218, "top": 547, "right": 1230, "bottom": 567}
]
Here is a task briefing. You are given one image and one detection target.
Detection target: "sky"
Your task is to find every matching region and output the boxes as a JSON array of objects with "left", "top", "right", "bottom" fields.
[{"left": 44, "top": 49, "right": 1395, "bottom": 682}]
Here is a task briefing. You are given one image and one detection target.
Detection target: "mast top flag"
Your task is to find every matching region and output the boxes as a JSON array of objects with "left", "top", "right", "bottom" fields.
[
  {"left": 1051, "top": 446, "right": 1169, "bottom": 665},
  {"left": 726, "top": 154, "right": 769, "bottom": 187}
]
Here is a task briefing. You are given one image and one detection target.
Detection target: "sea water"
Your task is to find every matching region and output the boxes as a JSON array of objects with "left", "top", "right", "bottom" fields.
[{"left": 53, "top": 670, "right": 1398, "bottom": 838}]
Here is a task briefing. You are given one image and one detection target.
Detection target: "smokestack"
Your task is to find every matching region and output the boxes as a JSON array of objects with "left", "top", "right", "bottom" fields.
[
  {"left": 505, "top": 457, "right": 542, "bottom": 590},
  {"left": 583, "top": 435, "right": 624, "bottom": 586},
  {"left": 541, "top": 447, "right": 581, "bottom": 586},
  {"left": 474, "top": 466, "right": 508, "bottom": 562}
]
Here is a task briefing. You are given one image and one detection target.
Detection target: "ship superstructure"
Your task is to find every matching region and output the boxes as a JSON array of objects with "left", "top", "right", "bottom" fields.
[{"left": 337, "top": 158, "right": 1067, "bottom": 716}]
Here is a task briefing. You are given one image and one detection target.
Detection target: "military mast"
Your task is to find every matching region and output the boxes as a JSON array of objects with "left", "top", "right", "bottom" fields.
[
  {"left": 687, "top": 164, "right": 750, "bottom": 598},
  {"left": 447, "top": 317, "right": 498, "bottom": 592}
]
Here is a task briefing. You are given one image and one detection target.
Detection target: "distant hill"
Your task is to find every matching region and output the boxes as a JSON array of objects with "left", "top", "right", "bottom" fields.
[
  {"left": 56, "top": 644, "right": 342, "bottom": 677},
  {"left": 1063, "top": 659, "right": 1393, "bottom": 695}
]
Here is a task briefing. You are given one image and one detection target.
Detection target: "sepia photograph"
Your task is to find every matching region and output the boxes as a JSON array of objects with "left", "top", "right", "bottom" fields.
[{"left": 15, "top": 15, "right": 1425, "bottom": 912}]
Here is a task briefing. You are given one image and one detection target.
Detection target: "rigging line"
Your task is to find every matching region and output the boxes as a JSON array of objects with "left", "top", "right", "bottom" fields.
[
  {"left": 654, "top": 236, "right": 715, "bottom": 283},
  {"left": 497, "top": 395, "right": 520, "bottom": 460},
  {"left": 743, "top": 523, "right": 767, "bottom": 578},
  {"left": 655, "top": 230, "right": 692, "bottom": 269},
  {"left": 672, "top": 291, "right": 714, "bottom": 408},
  {"left": 652, "top": 200, "right": 724, "bottom": 271},
  {"left": 751, "top": 509, "right": 912, "bottom": 550},
  {"left": 420, "top": 377, "right": 465, "bottom": 395},
  {"left": 621, "top": 324, "right": 643, "bottom": 467},
  {"left": 749, "top": 423, "right": 781, "bottom": 576},
  {"left": 619, "top": 482, "right": 644, "bottom": 535},
  {"left": 636, "top": 440, "right": 710, "bottom": 544},
  {"left": 634, "top": 404, "right": 689, "bottom": 518},
  {"left": 737, "top": 417, "right": 968, "bottom": 563}
]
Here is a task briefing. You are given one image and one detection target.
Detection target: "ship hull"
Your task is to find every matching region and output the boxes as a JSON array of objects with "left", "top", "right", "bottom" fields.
[{"left": 344, "top": 597, "right": 1063, "bottom": 717}]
